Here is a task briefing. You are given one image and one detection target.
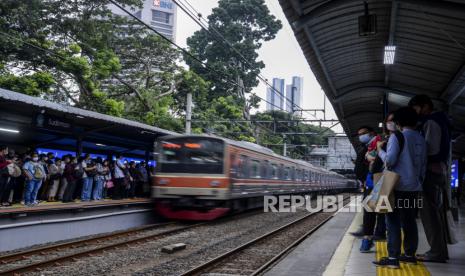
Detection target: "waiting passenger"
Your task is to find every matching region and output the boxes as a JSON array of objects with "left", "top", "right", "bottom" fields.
[
  {"left": 62, "top": 156, "right": 79, "bottom": 203},
  {"left": 373, "top": 107, "right": 426, "bottom": 268},
  {"left": 57, "top": 155, "right": 70, "bottom": 201},
  {"left": 92, "top": 157, "right": 106, "bottom": 200},
  {"left": 0, "top": 145, "right": 12, "bottom": 207},
  {"left": 113, "top": 154, "right": 126, "bottom": 200},
  {"left": 81, "top": 154, "right": 96, "bottom": 202},
  {"left": 409, "top": 94, "right": 451, "bottom": 263},
  {"left": 23, "top": 152, "right": 46, "bottom": 206},
  {"left": 46, "top": 157, "right": 62, "bottom": 201},
  {"left": 356, "top": 126, "right": 385, "bottom": 252}
]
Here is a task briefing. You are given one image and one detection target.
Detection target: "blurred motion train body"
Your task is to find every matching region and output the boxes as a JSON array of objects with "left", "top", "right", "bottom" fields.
[{"left": 152, "top": 135, "right": 356, "bottom": 220}]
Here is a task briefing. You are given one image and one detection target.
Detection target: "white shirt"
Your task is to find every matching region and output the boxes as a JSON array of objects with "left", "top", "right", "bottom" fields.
[{"left": 114, "top": 159, "right": 125, "bottom": 178}]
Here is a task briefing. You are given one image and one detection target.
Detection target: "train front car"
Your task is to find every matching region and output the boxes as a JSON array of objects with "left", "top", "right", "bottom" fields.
[{"left": 153, "top": 136, "right": 231, "bottom": 220}]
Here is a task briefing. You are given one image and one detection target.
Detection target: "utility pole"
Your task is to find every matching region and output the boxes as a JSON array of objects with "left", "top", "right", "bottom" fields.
[
  {"left": 283, "top": 134, "right": 287, "bottom": 157},
  {"left": 185, "top": 92, "right": 192, "bottom": 134}
]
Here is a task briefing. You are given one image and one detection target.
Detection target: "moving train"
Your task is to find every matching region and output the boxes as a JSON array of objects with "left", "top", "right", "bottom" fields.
[{"left": 152, "top": 135, "right": 356, "bottom": 220}]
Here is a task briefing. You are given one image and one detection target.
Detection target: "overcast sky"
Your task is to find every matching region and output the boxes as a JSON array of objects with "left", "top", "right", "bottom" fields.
[{"left": 175, "top": 0, "right": 344, "bottom": 134}]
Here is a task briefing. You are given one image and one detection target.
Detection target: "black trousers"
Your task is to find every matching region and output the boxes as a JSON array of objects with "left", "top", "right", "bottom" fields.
[
  {"left": 0, "top": 175, "right": 8, "bottom": 203},
  {"left": 112, "top": 178, "right": 125, "bottom": 200},
  {"left": 363, "top": 188, "right": 387, "bottom": 237},
  {"left": 62, "top": 179, "right": 77, "bottom": 202}
]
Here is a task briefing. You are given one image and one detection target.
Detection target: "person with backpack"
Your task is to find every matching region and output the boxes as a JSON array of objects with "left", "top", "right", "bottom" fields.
[
  {"left": 22, "top": 152, "right": 46, "bottom": 206},
  {"left": 373, "top": 107, "right": 427, "bottom": 269},
  {"left": 409, "top": 94, "right": 452, "bottom": 263}
]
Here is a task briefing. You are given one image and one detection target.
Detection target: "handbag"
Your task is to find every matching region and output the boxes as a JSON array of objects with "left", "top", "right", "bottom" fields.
[
  {"left": 367, "top": 132, "right": 405, "bottom": 213},
  {"left": 105, "top": 180, "right": 114, "bottom": 188}
]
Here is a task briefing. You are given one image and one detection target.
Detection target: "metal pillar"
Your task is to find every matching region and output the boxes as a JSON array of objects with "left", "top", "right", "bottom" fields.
[{"left": 185, "top": 93, "right": 192, "bottom": 134}]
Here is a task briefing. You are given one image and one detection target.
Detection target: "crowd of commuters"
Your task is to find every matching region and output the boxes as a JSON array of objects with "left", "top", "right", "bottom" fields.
[
  {"left": 352, "top": 94, "right": 454, "bottom": 268},
  {"left": 0, "top": 150, "right": 153, "bottom": 207}
]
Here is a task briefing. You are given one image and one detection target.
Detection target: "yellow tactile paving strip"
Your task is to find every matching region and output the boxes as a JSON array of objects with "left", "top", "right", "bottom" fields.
[{"left": 375, "top": 241, "right": 431, "bottom": 276}]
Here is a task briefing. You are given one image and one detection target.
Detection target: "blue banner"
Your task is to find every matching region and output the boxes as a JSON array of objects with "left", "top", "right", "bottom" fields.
[{"left": 451, "top": 159, "right": 459, "bottom": 188}]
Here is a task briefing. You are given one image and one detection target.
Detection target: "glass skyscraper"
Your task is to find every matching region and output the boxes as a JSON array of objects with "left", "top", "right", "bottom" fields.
[
  {"left": 266, "top": 76, "right": 302, "bottom": 113},
  {"left": 285, "top": 76, "right": 303, "bottom": 113},
  {"left": 266, "top": 78, "right": 285, "bottom": 111}
]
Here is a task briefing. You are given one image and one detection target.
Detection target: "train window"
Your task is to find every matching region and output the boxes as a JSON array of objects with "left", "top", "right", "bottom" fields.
[
  {"left": 278, "top": 164, "right": 284, "bottom": 180},
  {"left": 159, "top": 137, "right": 224, "bottom": 174},
  {"left": 303, "top": 170, "right": 309, "bottom": 181},
  {"left": 261, "top": 161, "right": 269, "bottom": 178},
  {"left": 271, "top": 163, "right": 278, "bottom": 179},
  {"left": 283, "top": 167, "right": 291, "bottom": 180},
  {"left": 295, "top": 169, "right": 301, "bottom": 181},
  {"left": 290, "top": 167, "right": 295, "bottom": 180},
  {"left": 237, "top": 155, "right": 249, "bottom": 178},
  {"left": 250, "top": 160, "right": 261, "bottom": 178}
]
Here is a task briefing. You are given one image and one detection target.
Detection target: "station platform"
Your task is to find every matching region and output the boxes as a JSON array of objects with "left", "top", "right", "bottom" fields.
[
  {"left": 265, "top": 200, "right": 465, "bottom": 276},
  {"left": 0, "top": 198, "right": 158, "bottom": 252},
  {"left": 0, "top": 198, "right": 152, "bottom": 217}
]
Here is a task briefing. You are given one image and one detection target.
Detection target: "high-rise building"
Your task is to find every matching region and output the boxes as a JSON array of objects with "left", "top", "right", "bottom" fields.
[
  {"left": 266, "top": 76, "right": 302, "bottom": 113},
  {"left": 266, "top": 78, "right": 285, "bottom": 111},
  {"left": 285, "top": 76, "right": 303, "bottom": 113},
  {"left": 109, "top": 0, "right": 177, "bottom": 42}
]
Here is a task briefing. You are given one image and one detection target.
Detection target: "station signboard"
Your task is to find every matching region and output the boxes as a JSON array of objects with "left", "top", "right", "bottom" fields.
[{"left": 33, "top": 113, "right": 72, "bottom": 131}]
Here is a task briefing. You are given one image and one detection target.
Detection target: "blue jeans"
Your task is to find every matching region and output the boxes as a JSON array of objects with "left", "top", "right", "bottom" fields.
[
  {"left": 25, "top": 179, "right": 42, "bottom": 205},
  {"left": 92, "top": 177, "right": 104, "bottom": 200},
  {"left": 386, "top": 191, "right": 419, "bottom": 258},
  {"left": 81, "top": 177, "right": 93, "bottom": 201}
]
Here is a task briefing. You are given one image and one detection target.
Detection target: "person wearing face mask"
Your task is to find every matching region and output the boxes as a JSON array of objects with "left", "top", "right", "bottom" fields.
[
  {"left": 356, "top": 127, "right": 385, "bottom": 253},
  {"left": 22, "top": 152, "right": 46, "bottom": 206},
  {"left": 373, "top": 107, "right": 426, "bottom": 268}
]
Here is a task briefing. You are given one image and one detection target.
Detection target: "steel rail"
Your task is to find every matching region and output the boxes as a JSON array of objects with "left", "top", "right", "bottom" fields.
[
  {"left": 180, "top": 196, "right": 352, "bottom": 276},
  {"left": 0, "top": 222, "right": 175, "bottom": 265},
  {"left": 0, "top": 209, "right": 263, "bottom": 275}
]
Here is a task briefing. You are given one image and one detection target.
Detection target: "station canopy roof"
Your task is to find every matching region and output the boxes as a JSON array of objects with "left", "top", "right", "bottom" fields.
[
  {"left": 0, "top": 88, "right": 177, "bottom": 156},
  {"left": 279, "top": 0, "right": 465, "bottom": 156}
]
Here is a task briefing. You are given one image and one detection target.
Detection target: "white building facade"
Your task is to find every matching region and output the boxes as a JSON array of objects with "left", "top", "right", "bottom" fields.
[
  {"left": 109, "top": 0, "right": 177, "bottom": 42},
  {"left": 308, "top": 136, "right": 356, "bottom": 171}
]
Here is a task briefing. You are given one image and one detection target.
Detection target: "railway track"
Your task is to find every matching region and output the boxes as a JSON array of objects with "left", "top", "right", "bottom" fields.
[
  {"left": 0, "top": 221, "right": 203, "bottom": 275},
  {"left": 0, "top": 209, "right": 263, "bottom": 275},
  {"left": 181, "top": 196, "right": 353, "bottom": 276}
]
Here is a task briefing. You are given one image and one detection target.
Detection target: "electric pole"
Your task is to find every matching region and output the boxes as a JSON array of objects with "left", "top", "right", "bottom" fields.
[{"left": 186, "top": 92, "right": 192, "bottom": 134}]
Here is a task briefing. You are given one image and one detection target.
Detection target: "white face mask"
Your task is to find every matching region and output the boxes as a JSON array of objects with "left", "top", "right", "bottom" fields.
[
  {"left": 32, "top": 157, "right": 39, "bottom": 162},
  {"left": 386, "top": 122, "right": 396, "bottom": 132}
]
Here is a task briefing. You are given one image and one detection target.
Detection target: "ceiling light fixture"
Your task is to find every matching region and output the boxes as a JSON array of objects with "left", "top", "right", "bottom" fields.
[
  {"left": 384, "top": 45, "right": 396, "bottom": 65},
  {"left": 0, "top": 127, "right": 20, "bottom": 133}
]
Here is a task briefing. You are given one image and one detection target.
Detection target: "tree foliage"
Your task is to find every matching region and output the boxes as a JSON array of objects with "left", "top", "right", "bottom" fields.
[{"left": 186, "top": 0, "right": 282, "bottom": 131}]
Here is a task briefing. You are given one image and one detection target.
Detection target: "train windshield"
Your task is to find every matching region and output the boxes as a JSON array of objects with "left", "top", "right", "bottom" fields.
[{"left": 158, "top": 137, "right": 224, "bottom": 174}]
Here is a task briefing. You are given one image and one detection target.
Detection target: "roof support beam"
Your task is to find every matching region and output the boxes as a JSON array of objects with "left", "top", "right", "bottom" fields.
[
  {"left": 440, "top": 64, "right": 465, "bottom": 105},
  {"left": 385, "top": 0, "right": 399, "bottom": 86}
]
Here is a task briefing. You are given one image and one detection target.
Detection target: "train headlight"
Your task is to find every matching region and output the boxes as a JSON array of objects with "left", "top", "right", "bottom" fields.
[
  {"left": 210, "top": 180, "right": 221, "bottom": 187},
  {"left": 158, "top": 179, "right": 170, "bottom": 185}
]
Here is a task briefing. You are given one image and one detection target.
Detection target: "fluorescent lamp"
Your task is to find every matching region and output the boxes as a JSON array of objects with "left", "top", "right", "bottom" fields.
[
  {"left": 96, "top": 143, "right": 106, "bottom": 147},
  {"left": 384, "top": 45, "right": 396, "bottom": 65},
  {"left": 0, "top": 127, "right": 19, "bottom": 133},
  {"left": 378, "top": 122, "right": 383, "bottom": 128}
]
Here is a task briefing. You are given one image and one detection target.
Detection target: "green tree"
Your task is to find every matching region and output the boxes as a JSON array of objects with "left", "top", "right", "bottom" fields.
[{"left": 185, "top": 0, "right": 282, "bottom": 128}]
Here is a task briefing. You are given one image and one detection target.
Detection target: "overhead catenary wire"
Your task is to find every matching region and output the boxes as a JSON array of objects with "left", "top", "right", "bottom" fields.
[
  {"left": 173, "top": 0, "right": 319, "bottom": 120},
  {"left": 108, "top": 0, "right": 298, "bottom": 116}
]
